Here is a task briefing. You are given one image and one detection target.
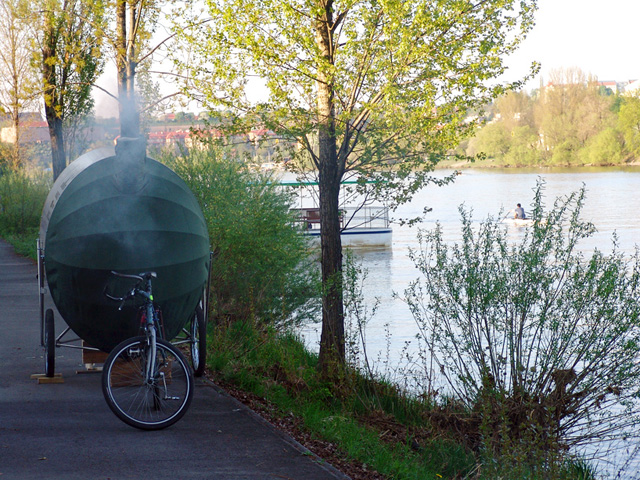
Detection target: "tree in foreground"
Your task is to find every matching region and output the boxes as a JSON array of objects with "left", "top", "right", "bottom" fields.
[
  {"left": 404, "top": 181, "right": 640, "bottom": 473},
  {"left": 177, "top": 0, "right": 538, "bottom": 375}
]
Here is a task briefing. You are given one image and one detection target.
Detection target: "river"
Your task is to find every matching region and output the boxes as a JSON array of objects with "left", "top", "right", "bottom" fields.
[
  {"left": 302, "top": 167, "right": 640, "bottom": 361},
  {"left": 296, "top": 167, "right": 640, "bottom": 477}
]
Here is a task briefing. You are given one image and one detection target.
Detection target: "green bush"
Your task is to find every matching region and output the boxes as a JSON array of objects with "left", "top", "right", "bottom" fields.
[
  {"left": 549, "top": 140, "right": 577, "bottom": 165},
  {"left": 405, "top": 180, "right": 640, "bottom": 473},
  {"left": 0, "top": 169, "right": 51, "bottom": 237},
  {"left": 162, "top": 146, "right": 319, "bottom": 328},
  {"left": 618, "top": 96, "right": 640, "bottom": 159},
  {"left": 578, "top": 128, "right": 625, "bottom": 165},
  {"left": 466, "top": 122, "right": 511, "bottom": 160},
  {"left": 503, "top": 125, "right": 540, "bottom": 166}
]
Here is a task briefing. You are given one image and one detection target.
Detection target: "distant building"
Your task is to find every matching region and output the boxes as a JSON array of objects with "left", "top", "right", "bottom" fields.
[
  {"left": 165, "top": 130, "right": 190, "bottom": 148},
  {"left": 248, "top": 128, "right": 274, "bottom": 143},
  {"left": 624, "top": 79, "right": 640, "bottom": 96},
  {"left": 0, "top": 120, "right": 49, "bottom": 144},
  {"left": 597, "top": 80, "right": 618, "bottom": 93},
  {"left": 147, "top": 131, "right": 167, "bottom": 148},
  {"left": 185, "top": 129, "right": 223, "bottom": 149},
  {"left": 0, "top": 112, "right": 49, "bottom": 144},
  {"left": 1, "top": 110, "right": 290, "bottom": 163}
]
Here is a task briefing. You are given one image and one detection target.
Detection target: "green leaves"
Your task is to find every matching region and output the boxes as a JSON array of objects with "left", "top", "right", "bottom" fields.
[
  {"left": 175, "top": 0, "right": 540, "bottom": 373},
  {"left": 469, "top": 68, "right": 639, "bottom": 167},
  {"left": 177, "top": 0, "right": 538, "bottom": 185},
  {"left": 406, "top": 179, "right": 640, "bottom": 457},
  {"left": 162, "top": 146, "right": 320, "bottom": 327}
]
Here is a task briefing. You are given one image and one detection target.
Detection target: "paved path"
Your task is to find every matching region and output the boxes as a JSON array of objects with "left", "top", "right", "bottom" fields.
[{"left": 0, "top": 239, "right": 347, "bottom": 480}]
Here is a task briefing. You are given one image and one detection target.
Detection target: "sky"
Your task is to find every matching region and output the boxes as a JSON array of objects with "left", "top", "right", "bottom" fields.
[
  {"left": 93, "top": 0, "right": 640, "bottom": 117},
  {"left": 503, "top": 0, "right": 640, "bottom": 89}
]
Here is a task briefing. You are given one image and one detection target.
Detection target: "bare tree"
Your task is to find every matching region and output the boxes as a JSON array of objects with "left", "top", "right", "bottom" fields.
[
  {"left": 104, "top": 0, "right": 186, "bottom": 139},
  {"left": 535, "top": 67, "right": 616, "bottom": 159},
  {"left": 0, "top": 0, "right": 39, "bottom": 169}
]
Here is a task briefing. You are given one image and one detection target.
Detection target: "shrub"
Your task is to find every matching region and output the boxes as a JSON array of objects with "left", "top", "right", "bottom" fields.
[
  {"left": 404, "top": 180, "right": 640, "bottom": 472},
  {"left": 618, "top": 96, "right": 640, "bottom": 159},
  {"left": 550, "top": 140, "right": 577, "bottom": 165},
  {"left": 161, "top": 146, "right": 319, "bottom": 328},
  {"left": 0, "top": 169, "right": 51, "bottom": 236},
  {"left": 503, "top": 125, "right": 540, "bottom": 166},
  {"left": 578, "top": 128, "right": 625, "bottom": 165},
  {"left": 466, "top": 123, "right": 511, "bottom": 160}
]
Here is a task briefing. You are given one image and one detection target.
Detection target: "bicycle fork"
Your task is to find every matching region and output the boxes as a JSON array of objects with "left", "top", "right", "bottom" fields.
[
  {"left": 146, "top": 326, "right": 157, "bottom": 386},
  {"left": 145, "top": 312, "right": 180, "bottom": 403}
]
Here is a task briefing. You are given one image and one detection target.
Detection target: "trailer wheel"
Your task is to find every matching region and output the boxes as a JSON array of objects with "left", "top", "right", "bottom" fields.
[
  {"left": 44, "top": 309, "right": 55, "bottom": 377},
  {"left": 190, "top": 306, "right": 206, "bottom": 377}
]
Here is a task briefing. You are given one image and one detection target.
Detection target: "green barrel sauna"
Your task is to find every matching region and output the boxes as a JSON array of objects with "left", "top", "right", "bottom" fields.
[{"left": 40, "top": 140, "right": 210, "bottom": 352}]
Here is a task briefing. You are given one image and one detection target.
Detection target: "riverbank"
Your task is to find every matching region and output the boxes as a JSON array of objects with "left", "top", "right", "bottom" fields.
[
  {"left": 436, "top": 158, "right": 640, "bottom": 170},
  {"left": 5, "top": 162, "right": 623, "bottom": 478},
  {"left": 3, "top": 231, "right": 599, "bottom": 479}
]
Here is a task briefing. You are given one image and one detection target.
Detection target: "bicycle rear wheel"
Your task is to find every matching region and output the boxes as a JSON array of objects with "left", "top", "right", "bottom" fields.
[
  {"left": 190, "top": 306, "right": 206, "bottom": 377},
  {"left": 102, "top": 336, "right": 194, "bottom": 430}
]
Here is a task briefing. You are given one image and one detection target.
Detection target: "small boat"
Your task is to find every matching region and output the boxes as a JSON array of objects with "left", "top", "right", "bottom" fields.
[
  {"left": 501, "top": 209, "right": 533, "bottom": 227},
  {"left": 501, "top": 217, "right": 533, "bottom": 227},
  {"left": 293, "top": 206, "right": 392, "bottom": 248}
]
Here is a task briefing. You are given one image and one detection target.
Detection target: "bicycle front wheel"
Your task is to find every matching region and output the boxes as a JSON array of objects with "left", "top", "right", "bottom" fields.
[{"left": 102, "top": 336, "right": 194, "bottom": 430}]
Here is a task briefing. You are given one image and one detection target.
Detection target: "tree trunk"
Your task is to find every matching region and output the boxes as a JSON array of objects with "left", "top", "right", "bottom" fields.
[
  {"left": 10, "top": 62, "right": 21, "bottom": 168},
  {"left": 315, "top": 1, "right": 345, "bottom": 376},
  {"left": 42, "top": 18, "right": 66, "bottom": 180},
  {"left": 317, "top": 156, "right": 345, "bottom": 375},
  {"left": 116, "top": 0, "right": 139, "bottom": 138},
  {"left": 47, "top": 115, "right": 66, "bottom": 181},
  {"left": 10, "top": 102, "right": 20, "bottom": 169}
]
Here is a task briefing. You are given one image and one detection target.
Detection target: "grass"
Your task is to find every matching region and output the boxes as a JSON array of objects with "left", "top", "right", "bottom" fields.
[
  {"left": 206, "top": 319, "right": 478, "bottom": 479},
  {"left": 204, "top": 318, "right": 603, "bottom": 480},
  {"left": 0, "top": 168, "right": 50, "bottom": 260},
  {"left": 2, "top": 230, "right": 39, "bottom": 260}
]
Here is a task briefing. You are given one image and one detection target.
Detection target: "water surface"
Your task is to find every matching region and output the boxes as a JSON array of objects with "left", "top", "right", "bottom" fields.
[
  {"left": 300, "top": 167, "right": 640, "bottom": 476},
  {"left": 303, "top": 167, "right": 640, "bottom": 357}
]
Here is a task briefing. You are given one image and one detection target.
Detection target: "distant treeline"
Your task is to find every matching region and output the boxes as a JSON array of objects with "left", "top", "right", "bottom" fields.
[{"left": 463, "top": 68, "right": 640, "bottom": 167}]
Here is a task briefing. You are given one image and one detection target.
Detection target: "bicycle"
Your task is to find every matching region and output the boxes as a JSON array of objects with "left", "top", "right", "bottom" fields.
[{"left": 101, "top": 271, "right": 194, "bottom": 430}]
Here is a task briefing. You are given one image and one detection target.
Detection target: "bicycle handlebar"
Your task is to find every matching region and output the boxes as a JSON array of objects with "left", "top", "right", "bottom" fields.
[
  {"left": 109, "top": 271, "right": 157, "bottom": 282},
  {"left": 103, "top": 271, "right": 157, "bottom": 310}
]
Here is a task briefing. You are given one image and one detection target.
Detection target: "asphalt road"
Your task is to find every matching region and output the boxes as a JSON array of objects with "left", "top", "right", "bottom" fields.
[{"left": 0, "top": 239, "right": 347, "bottom": 480}]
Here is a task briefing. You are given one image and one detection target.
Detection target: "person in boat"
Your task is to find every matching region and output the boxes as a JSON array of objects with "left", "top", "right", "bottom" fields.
[{"left": 514, "top": 203, "right": 526, "bottom": 219}]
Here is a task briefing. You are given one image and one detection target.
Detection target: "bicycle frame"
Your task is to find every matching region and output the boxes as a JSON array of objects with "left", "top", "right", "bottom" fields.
[
  {"left": 106, "top": 272, "right": 161, "bottom": 386},
  {"left": 138, "top": 288, "right": 158, "bottom": 386}
]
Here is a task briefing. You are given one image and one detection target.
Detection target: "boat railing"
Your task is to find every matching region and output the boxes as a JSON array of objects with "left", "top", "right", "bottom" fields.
[{"left": 293, "top": 206, "right": 390, "bottom": 231}]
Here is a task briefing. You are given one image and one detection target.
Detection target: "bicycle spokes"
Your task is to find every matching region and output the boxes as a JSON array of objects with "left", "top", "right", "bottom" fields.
[{"left": 102, "top": 337, "right": 193, "bottom": 430}]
